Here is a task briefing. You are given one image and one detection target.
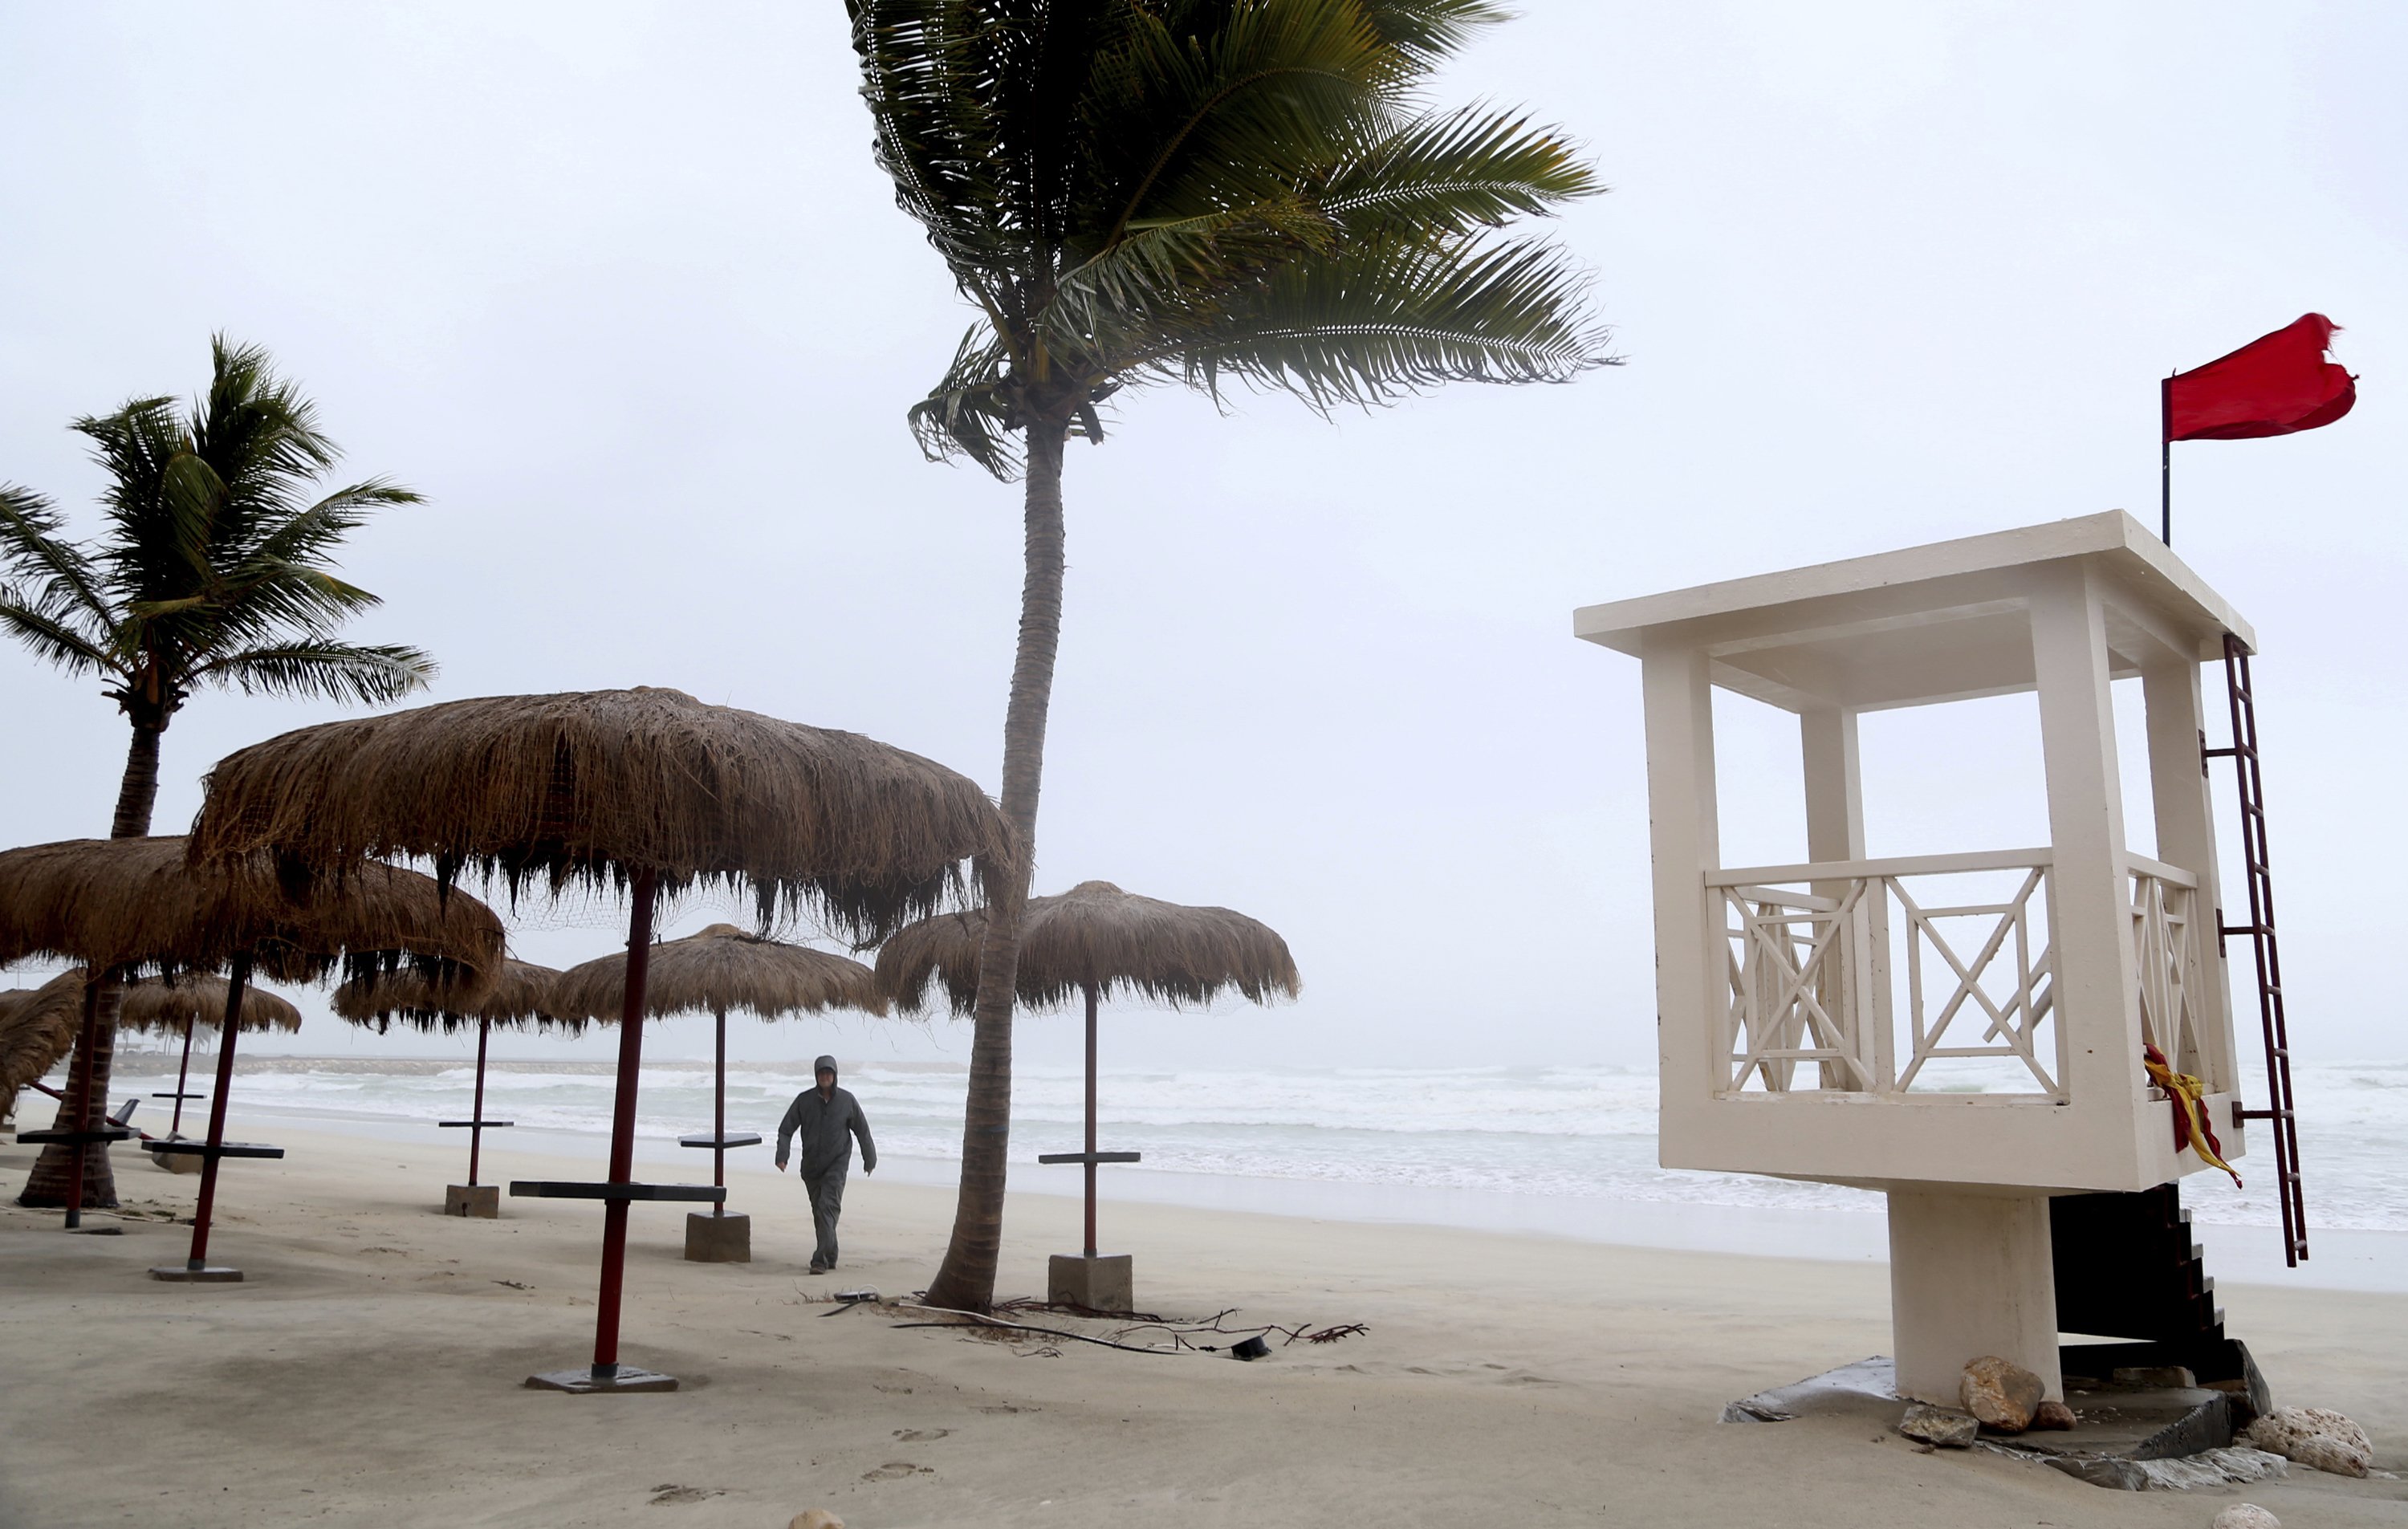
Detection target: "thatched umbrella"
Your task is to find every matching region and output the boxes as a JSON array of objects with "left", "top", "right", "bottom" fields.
[
  {"left": 186, "top": 685, "right": 1010, "bottom": 1392},
  {"left": 1, "top": 972, "right": 85, "bottom": 1135},
  {"left": 0, "top": 835, "right": 503, "bottom": 1263},
  {"left": 329, "top": 958, "right": 574, "bottom": 1213},
  {"left": 117, "top": 974, "right": 303, "bottom": 1141},
  {"left": 876, "top": 880, "right": 1298, "bottom": 1303},
  {"left": 552, "top": 922, "right": 883, "bottom": 1262}
]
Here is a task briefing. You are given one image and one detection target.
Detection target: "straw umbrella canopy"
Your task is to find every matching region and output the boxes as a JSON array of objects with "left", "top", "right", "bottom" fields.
[
  {"left": 875, "top": 880, "right": 1301, "bottom": 1016},
  {"left": 330, "top": 958, "right": 573, "bottom": 1204},
  {"left": 553, "top": 923, "right": 885, "bottom": 1236},
  {"left": 875, "top": 880, "right": 1299, "bottom": 1270},
  {"left": 119, "top": 974, "right": 304, "bottom": 1141},
  {"left": 331, "top": 959, "right": 578, "bottom": 1035},
  {"left": 184, "top": 686, "right": 1011, "bottom": 1389},
  {"left": 0, "top": 834, "right": 503, "bottom": 1250},
  {"left": 554, "top": 925, "right": 884, "bottom": 1024},
  {"left": 0, "top": 836, "right": 502, "bottom": 991},
  {"left": 117, "top": 976, "right": 303, "bottom": 1036},
  {"left": 1, "top": 972, "right": 84, "bottom": 1132}
]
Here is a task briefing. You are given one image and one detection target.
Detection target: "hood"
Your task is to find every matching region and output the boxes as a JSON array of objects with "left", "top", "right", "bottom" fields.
[{"left": 814, "top": 1055, "right": 838, "bottom": 1084}]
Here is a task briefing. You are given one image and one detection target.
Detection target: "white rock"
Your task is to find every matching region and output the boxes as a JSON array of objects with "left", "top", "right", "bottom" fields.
[
  {"left": 2211, "top": 1507, "right": 2280, "bottom": 1529},
  {"left": 788, "top": 1512, "right": 845, "bottom": 1529},
  {"left": 2240, "top": 1406, "right": 2373, "bottom": 1478}
]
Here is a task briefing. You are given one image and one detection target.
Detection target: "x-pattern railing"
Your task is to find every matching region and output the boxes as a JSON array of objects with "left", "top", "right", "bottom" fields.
[
  {"left": 1707, "top": 849, "right": 2215, "bottom": 1108},
  {"left": 1721, "top": 880, "right": 1878, "bottom": 1092},
  {"left": 1892, "top": 865, "right": 2060, "bottom": 1096},
  {"left": 2129, "top": 860, "right": 2203, "bottom": 1078},
  {"left": 1708, "top": 848, "right": 2064, "bottom": 1100}
]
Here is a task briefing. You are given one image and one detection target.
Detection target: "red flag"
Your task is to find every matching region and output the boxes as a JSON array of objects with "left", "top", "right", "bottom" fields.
[{"left": 2164, "top": 313, "right": 2357, "bottom": 441}]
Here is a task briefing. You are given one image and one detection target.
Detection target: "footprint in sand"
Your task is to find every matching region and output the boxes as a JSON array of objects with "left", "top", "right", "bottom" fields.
[
  {"left": 893, "top": 1429, "right": 950, "bottom": 1442},
  {"left": 648, "top": 1484, "right": 723, "bottom": 1504},
  {"left": 860, "top": 1462, "right": 934, "bottom": 1482}
]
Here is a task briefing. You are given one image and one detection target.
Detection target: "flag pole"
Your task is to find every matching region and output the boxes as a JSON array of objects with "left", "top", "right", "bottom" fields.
[{"left": 2160, "top": 373, "right": 2174, "bottom": 546}]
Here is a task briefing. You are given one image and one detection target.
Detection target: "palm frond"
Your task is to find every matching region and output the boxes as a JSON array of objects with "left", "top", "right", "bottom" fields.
[
  {"left": 0, "top": 484, "right": 116, "bottom": 637},
  {"left": 1160, "top": 231, "right": 1615, "bottom": 409},
  {"left": 1359, "top": 0, "right": 1508, "bottom": 65},
  {"left": 1045, "top": 197, "right": 1339, "bottom": 364},
  {"left": 1088, "top": 0, "right": 1394, "bottom": 242},
  {"left": 187, "top": 639, "right": 436, "bottom": 706},
  {"left": 36, "top": 339, "right": 428, "bottom": 717},
  {"left": 237, "top": 482, "right": 422, "bottom": 584},
  {"left": 1321, "top": 104, "right": 1601, "bottom": 234},
  {"left": 0, "top": 593, "right": 120, "bottom": 681},
  {"left": 905, "top": 324, "right": 1024, "bottom": 477}
]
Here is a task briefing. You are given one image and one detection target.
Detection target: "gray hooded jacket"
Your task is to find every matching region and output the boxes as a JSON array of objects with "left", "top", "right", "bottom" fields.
[{"left": 775, "top": 1055, "right": 876, "bottom": 1178}]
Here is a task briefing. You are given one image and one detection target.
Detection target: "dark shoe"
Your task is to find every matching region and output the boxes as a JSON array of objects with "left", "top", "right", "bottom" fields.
[{"left": 807, "top": 1262, "right": 828, "bottom": 1275}]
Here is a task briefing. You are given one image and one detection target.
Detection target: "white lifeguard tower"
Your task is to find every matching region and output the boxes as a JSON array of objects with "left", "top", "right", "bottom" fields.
[{"left": 1578, "top": 511, "right": 2268, "bottom": 1405}]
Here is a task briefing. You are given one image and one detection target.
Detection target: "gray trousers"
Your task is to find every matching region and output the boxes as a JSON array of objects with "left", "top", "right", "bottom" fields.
[{"left": 802, "top": 1161, "right": 847, "bottom": 1268}]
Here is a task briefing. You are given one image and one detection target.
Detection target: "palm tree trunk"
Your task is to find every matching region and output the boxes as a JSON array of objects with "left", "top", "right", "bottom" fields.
[
  {"left": 111, "top": 719, "right": 165, "bottom": 837},
  {"left": 925, "top": 419, "right": 1070, "bottom": 1312},
  {"left": 18, "top": 718, "right": 164, "bottom": 1210}
]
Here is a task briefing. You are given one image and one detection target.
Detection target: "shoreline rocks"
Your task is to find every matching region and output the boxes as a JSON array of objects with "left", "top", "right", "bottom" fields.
[
  {"left": 1961, "top": 1356, "right": 2045, "bottom": 1433},
  {"left": 2239, "top": 1407, "right": 2373, "bottom": 1478}
]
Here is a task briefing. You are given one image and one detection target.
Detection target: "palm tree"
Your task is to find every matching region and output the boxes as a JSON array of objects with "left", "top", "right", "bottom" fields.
[
  {"left": 846, "top": 0, "right": 1613, "bottom": 1310},
  {"left": 0, "top": 335, "right": 435, "bottom": 1208}
]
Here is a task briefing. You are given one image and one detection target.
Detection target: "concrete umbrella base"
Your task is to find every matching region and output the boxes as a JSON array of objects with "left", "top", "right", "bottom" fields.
[
  {"left": 1048, "top": 1253, "right": 1134, "bottom": 1313},
  {"left": 526, "top": 1365, "right": 677, "bottom": 1393},
  {"left": 684, "top": 1210, "right": 750, "bottom": 1263},
  {"left": 149, "top": 1263, "right": 243, "bottom": 1283},
  {"left": 445, "top": 1184, "right": 500, "bottom": 1218}
]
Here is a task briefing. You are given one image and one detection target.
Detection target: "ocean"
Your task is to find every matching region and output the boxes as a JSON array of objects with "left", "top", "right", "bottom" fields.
[{"left": 94, "top": 1051, "right": 2408, "bottom": 1243}]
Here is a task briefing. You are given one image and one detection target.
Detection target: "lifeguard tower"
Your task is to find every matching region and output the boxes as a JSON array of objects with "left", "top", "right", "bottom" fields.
[{"left": 1577, "top": 511, "right": 2302, "bottom": 1405}]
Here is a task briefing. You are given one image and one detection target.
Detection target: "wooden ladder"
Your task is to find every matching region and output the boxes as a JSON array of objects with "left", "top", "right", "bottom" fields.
[{"left": 2204, "top": 632, "right": 2309, "bottom": 1266}]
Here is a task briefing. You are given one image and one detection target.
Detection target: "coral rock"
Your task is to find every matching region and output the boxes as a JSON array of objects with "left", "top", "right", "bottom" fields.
[
  {"left": 2240, "top": 1406, "right": 2373, "bottom": 1478},
  {"left": 2211, "top": 1507, "right": 2280, "bottom": 1529},
  {"left": 789, "top": 1512, "right": 845, "bottom": 1529}
]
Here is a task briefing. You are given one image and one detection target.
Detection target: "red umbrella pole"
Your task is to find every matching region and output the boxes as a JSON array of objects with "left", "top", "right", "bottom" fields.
[
  {"left": 1083, "top": 981, "right": 1098, "bottom": 1261},
  {"left": 183, "top": 957, "right": 250, "bottom": 1271},
  {"left": 711, "top": 1006, "right": 726, "bottom": 1218},
  {"left": 60, "top": 974, "right": 102, "bottom": 1230},
  {"left": 468, "top": 1015, "right": 491, "bottom": 1188},
  {"left": 591, "top": 870, "right": 657, "bottom": 1381},
  {"left": 170, "top": 1011, "right": 198, "bottom": 1136}
]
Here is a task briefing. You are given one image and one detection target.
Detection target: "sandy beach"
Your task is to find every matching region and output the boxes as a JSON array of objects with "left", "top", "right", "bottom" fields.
[{"left": 2, "top": 1121, "right": 2401, "bottom": 1528}]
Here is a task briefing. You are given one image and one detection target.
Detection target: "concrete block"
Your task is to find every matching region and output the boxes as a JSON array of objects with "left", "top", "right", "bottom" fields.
[
  {"left": 525, "top": 1365, "right": 677, "bottom": 1393},
  {"left": 152, "top": 1148, "right": 204, "bottom": 1175},
  {"left": 445, "top": 1183, "right": 500, "bottom": 1218},
  {"left": 685, "top": 1210, "right": 750, "bottom": 1263},
  {"left": 1048, "top": 1253, "right": 1134, "bottom": 1313}
]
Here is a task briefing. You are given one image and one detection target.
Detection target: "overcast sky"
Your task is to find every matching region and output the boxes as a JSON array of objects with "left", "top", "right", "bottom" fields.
[{"left": 2, "top": 2, "right": 2401, "bottom": 1076}]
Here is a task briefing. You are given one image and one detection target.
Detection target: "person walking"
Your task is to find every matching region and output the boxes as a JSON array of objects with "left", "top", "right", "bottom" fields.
[{"left": 775, "top": 1055, "right": 876, "bottom": 1274}]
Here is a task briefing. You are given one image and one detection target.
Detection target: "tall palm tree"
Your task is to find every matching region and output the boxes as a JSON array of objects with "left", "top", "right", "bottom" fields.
[
  {"left": 0, "top": 335, "right": 435, "bottom": 1208},
  {"left": 846, "top": 0, "right": 1613, "bottom": 1310}
]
